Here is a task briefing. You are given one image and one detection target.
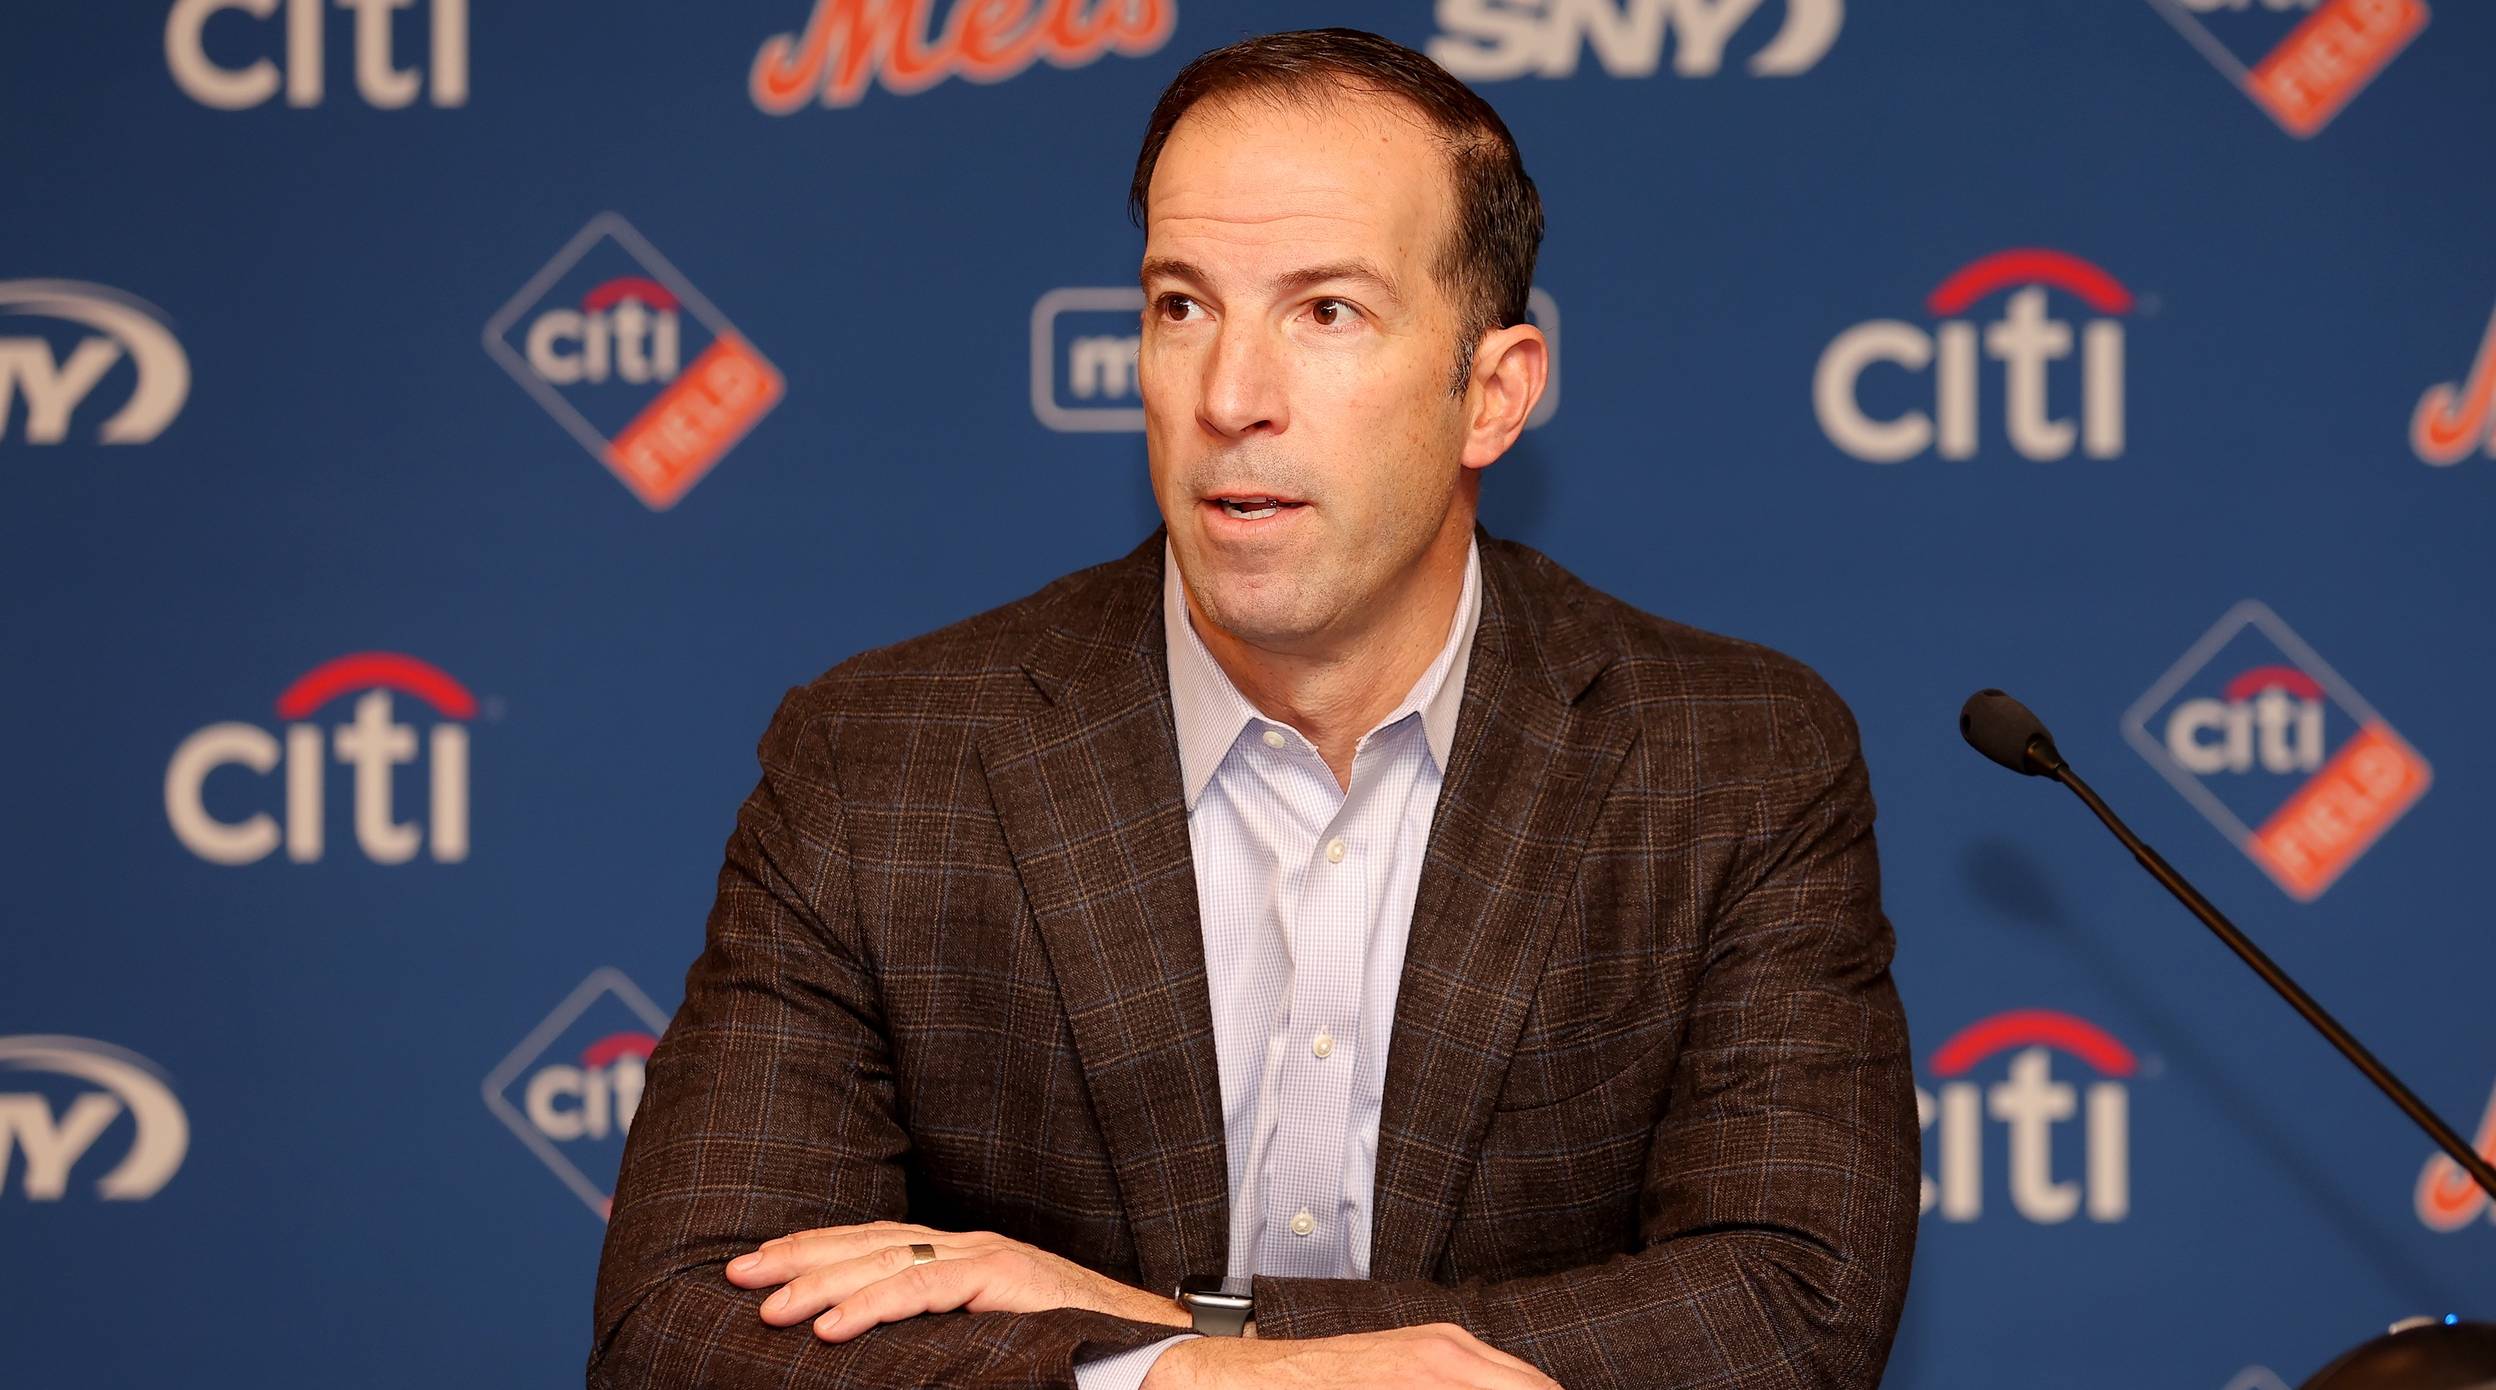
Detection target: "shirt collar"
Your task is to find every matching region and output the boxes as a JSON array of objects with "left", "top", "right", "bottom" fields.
[{"left": 1163, "top": 536, "right": 1481, "bottom": 811}]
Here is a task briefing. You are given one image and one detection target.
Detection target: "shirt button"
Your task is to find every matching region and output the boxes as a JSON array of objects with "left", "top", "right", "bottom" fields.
[
  {"left": 1260, "top": 729, "right": 1287, "bottom": 749},
  {"left": 1325, "top": 837, "right": 1347, "bottom": 863},
  {"left": 1311, "top": 1032, "right": 1334, "bottom": 1059},
  {"left": 1289, "top": 1209, "right": 1316, "bottom": 1237}
]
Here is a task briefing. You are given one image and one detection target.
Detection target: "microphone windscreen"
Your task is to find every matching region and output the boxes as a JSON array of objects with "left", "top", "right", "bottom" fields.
[{"left": 1960, "top": 689, "right": 2056, "bottom": 775}]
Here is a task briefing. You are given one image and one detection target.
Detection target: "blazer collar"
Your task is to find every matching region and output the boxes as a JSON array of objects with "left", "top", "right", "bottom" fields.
[{"left": 977, "top": 526, "right": 1627, "bottom": 1286}]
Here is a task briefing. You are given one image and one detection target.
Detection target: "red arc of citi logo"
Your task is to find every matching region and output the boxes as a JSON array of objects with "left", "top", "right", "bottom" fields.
[
  {"left": 1918, "top": 1010, "right": 2137, "bottom": 1224},
  {"left": 164, "top": 653, "right": 475, "bottom": 866},
  {"left": 1814, "top": 249, "right": 2132, "bottom": 463}
]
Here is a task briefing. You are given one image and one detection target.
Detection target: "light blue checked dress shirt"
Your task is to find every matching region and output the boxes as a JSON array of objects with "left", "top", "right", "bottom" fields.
[{"left": 1076, "top": 539, "right": 1482, "bottom": 1389}]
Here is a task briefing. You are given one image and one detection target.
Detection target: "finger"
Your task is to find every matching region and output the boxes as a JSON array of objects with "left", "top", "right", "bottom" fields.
[
  {"left": 728, "top": 1222, "right": 943, "bottom": 1284},
  {"left": 756, "top": 1243, "right": 958, "bottom": 1326},
  {"left": 811, "top": 1256, "right": 992, "bottom": 1342}
]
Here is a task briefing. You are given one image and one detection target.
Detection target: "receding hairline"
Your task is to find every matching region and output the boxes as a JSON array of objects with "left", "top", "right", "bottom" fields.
[{"left": 1135, "top": 74, "right": 1489, "bottom": 226}]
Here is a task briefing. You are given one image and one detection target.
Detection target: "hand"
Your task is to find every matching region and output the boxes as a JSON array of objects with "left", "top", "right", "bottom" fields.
[
  {"left": 722, "top": 1219, "right": 1192, "bottom": 1342},
  {"left": 1144, "top": 1324, "right": 1562, "bottom": 1390}
]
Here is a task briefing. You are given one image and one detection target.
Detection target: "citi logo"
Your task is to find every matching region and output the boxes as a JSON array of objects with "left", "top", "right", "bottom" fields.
[
  {"left": 485, "top": 214, "right": 783, "bottom": 511},
  {"left": 750, "top": 0, "right": 1174, "bottom": 113},
  {"left": 165, "top": 652, "right": 476, "bottom": 866},
  {"left": 1815, "top": 249, "right": 2132, "bottom": 463},
  {"left": 2162, "top": 667, "right": 2324, "bottom": 776},
  {"left": 2412, "top": 301, "right": 2495, "bottom": 465},
  {"left": 2416, "top": 1078, "right": 2496, "bottom": 1232},
  {"left": 166, "top": 0, "right": 469, "bottom": 109},
  {"left": 1918, "top": 1010, "right": 2136, "bottom": 1224},
  {"left": 524, "top": 277, "right": 681, "bottom": 387},
  {"left": 1030, "top": 285, "right": 1561, "bottom": 433},
  {"left": 0, "top": 1036, "right": 188, "bottom": 1201},
  {"left": 1428, "top": 0, "right": 1842, "bottom": 80},
  {"left": 2124, "top": 602, "right": 2430, "bottom": 900},
  {"left": 483, "top": 969, "right": 672, "bottom": 1219},
  {"left": 0, "top": 280, "right": 189, "bottom": 446}
]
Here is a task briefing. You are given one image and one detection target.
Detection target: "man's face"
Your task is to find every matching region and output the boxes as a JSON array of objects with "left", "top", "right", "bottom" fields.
[{"left": 1139, "top": 88, "right": 1476, "bottom": 654}]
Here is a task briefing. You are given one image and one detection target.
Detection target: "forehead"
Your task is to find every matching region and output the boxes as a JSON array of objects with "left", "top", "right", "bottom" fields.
[{"left": 1145, "top": 87, "right": 1451, "bottom": 281}]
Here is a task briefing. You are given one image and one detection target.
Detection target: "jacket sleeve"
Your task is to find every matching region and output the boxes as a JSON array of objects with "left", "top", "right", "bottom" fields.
[
  {"left": 1248, "top": 673, "right": 1921, "bottom": 1390},
  {"left": 588, "top": 684, "right": 1179, "bottom": 1388}
]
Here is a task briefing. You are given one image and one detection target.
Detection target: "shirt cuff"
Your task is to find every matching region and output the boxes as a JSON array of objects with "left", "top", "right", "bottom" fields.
[{"left": 1074, "top": 1333, "right": 1201, "bottom": 1390}]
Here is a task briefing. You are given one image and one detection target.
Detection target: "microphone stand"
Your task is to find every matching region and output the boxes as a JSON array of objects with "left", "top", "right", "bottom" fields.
[{"left": 2030, "top": 742, "right": 2496, "bottom": 1205}]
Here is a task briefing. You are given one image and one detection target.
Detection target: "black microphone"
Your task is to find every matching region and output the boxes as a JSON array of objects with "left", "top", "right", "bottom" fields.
[{"left": 1957, "top": 688, "right": 2496, "bottom": 1205}]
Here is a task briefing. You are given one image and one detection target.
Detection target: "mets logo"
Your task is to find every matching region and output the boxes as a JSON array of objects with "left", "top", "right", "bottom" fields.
[
  {"left": 2413, "top": 300, "right": 2496, "bottom": 465},
  {"left": 484, "top": 213, "right": 783, "bottom": 511},
  {"left": 2123, "top": 602, "right": 2430, "bottom": 900},
  {"left": 482, "top": 968, "right": 671, "bottom": 1220},
  {"left": 750, "top": 0, "right": 1174, "bottom": 112},
  {"left": 2144, "top": 0, "right": 2428, "bottom": 137},
  {"left": 2416, "top": 1078, "right": 2496, "bottom": 1232}
]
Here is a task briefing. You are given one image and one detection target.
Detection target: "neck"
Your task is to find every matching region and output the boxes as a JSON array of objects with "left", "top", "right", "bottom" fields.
[{"left": 1184, "top": 509, "right": 1474, "bottom": 789}]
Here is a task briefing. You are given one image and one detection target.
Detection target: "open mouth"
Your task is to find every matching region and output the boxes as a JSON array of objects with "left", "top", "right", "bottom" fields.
[{"left": 1210, "top": 496, "right": 1305, "bottom": 521}]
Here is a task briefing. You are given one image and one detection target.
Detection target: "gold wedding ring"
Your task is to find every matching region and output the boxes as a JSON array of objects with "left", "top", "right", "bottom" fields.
[{"left": 908, "top": 1242, "right": 938, "bottom": 1265}]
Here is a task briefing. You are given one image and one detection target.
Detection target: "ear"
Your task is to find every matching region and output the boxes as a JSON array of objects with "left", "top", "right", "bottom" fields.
[{"left": 1459, "top": 322, "right": 1548, "bottom": 471}]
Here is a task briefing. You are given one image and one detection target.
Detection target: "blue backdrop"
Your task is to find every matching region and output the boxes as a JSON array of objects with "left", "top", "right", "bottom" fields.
[{"left": 4, "top": 2, "right": 2491, "bottom": 1385}]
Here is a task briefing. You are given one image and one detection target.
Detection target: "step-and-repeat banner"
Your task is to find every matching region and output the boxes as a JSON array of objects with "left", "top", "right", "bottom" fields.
[{"left": 5, "top": 3, "right": 2489, "bottom": 1385}]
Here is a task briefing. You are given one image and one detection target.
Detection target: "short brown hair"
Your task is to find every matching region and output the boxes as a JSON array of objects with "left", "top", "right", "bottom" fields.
[{"left": 1128, "top": 28, "right": 1545, "bottom": 391}]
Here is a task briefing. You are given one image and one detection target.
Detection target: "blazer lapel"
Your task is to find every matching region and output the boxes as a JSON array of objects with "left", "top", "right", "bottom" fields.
[
  {"left": 1368, "top": 537, "right": 1634, "bottom": 1282},
  {"left": 974, "top": 539, "right": 1230, "bottom": 1291}
]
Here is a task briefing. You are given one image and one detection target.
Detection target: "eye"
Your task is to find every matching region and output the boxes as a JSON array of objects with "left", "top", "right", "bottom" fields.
[
  {"left": 1154, "top": 293, "right": 1202, "bottom": 322},
  {"left": 1309, "top": 297, "right": 1362, "bottom": 328}
]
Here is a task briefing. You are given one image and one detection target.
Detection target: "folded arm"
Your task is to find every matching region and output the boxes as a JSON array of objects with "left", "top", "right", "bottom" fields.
[{"left": 588, "top": 686, "right": 1180, "bottom": 1388}]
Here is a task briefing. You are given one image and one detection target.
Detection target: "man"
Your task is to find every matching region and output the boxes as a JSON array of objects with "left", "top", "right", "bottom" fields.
[{"left": 592, "top": 27, "right": 1916, "bottom": 1390}]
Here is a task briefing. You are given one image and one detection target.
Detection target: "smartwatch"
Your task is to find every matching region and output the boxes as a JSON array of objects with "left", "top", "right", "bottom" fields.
[{"left": 1175, "top": 1273, "right": 1254, "bottom": 1336}]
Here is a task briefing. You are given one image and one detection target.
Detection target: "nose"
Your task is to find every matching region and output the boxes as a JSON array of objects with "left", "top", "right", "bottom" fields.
[{"left": 1197, "top": 318, "right": 1288, "bottom": 439}]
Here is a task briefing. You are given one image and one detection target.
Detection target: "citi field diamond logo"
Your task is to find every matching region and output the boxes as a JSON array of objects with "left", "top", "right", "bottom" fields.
[
  {"left": 2123, "top": 602, "right": 2431, "bottom": 901},
  {"left": 482, "top": 968, "right": 670, "bottom": 1219},
  {"left": 484, "top": 214, "right": 783, "bottom": 510},
  {"left": 2145, "top": 0, "right": 2428, "bottom": 138}
]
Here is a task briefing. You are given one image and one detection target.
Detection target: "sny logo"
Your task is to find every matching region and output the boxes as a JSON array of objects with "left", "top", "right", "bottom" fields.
[
  {"left": 485, "top": 214, "right": 784, "bottom": 511},
  {"left": 0, "top": 281, "right": 189, "bottom": 446},
  {"left": 751, "top": 0, "right": 1174, "bottom": 112},
  {"left": 2416, "top": 1077, "right": 2496, "bottom": 1232},
  {"left": 482, "top": 969, "right": 671, "bottom": 1220},
  {"left": 2124, "top": 602, "right": 2430, "bottom": 900},
  {"left": 166, "top": 0, "right": 469, "bottom": 109},
  {"left": 166, "top": 652, "right": 476, "bottom": 866},
  {"left": 2145, "top": 0, "right": 2427, "bottom": 137},
  {"left": 1816, "top": 249, "right": 2132, "bottom": 463},
  {"left": 1428, "top": 0, "right": 1842, "bottom": 80},
  {"left": 2412, "top": 299, "right": 2496, "bottom": 465},
  {"left": 0, "top": 1036, "right": 188, "bottom": 1201},
  {"left": 1032, "top": 286, "right": 1562, "bottom": 433},
  {"left": 1918, "top": 1010, "right": 2137, "bottom": 1224}
]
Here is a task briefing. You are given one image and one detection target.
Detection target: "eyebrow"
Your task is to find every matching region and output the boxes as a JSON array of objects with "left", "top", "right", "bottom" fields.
[{"left": 1139, "top": 256, "right": 1407, "bottom": 309}]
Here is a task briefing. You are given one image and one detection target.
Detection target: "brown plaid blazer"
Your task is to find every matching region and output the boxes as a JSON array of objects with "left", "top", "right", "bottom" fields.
[{"left": 590, "top": 529, "right": 1918, "bottom": 1388}]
